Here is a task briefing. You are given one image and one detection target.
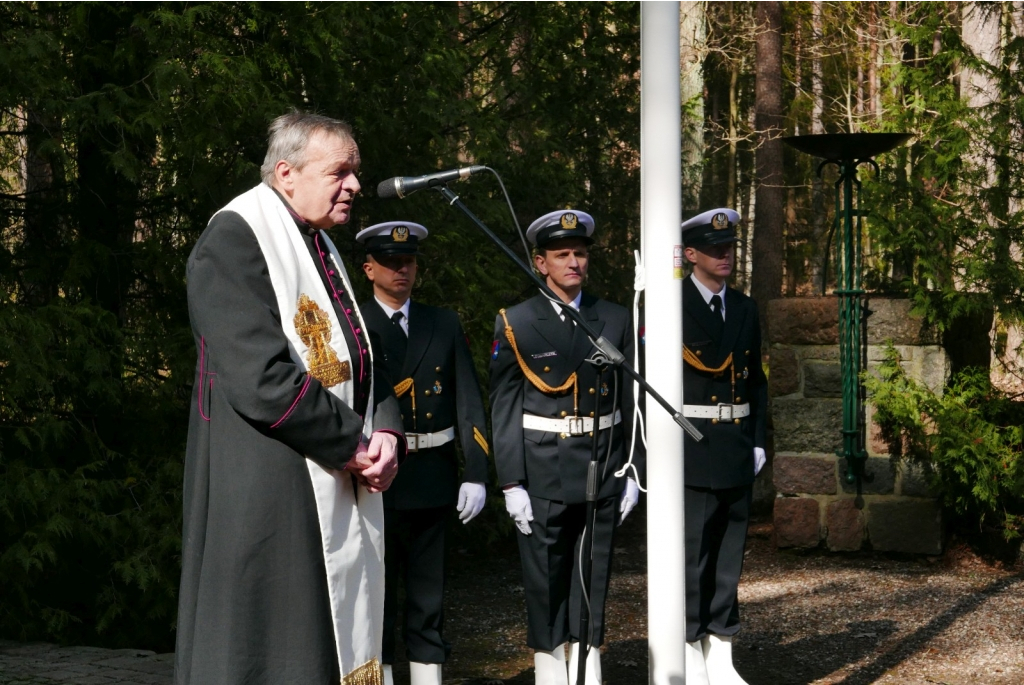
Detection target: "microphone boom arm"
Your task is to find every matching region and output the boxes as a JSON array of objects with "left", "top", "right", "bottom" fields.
[{"left": 433, "top": 185, "right": 703, "bottom": 441}]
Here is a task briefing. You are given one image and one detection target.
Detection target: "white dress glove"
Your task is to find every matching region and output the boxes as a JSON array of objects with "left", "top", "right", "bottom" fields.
[
  {"left": 619, "top": 478, "right": 640, "bottom": 524},
  {"left": 456, "top": 482, "right": 487, "bottom": 524},
  {"left": 503, "top": 485, "right": 534, "bottom": 535},
  {"left": 754, "top": 447, "right": 766, "bottom": 476}
]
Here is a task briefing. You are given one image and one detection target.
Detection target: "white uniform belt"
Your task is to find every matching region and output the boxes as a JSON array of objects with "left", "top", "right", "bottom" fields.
[
  {"left": 522, "top": 410, "right": 622, "bottom": 436},
  {"left": 682, "top": 403, "right": 750, "bottom": 421},
  {"left": 406, "top": 426, "right": 456, "bottom": 451}
]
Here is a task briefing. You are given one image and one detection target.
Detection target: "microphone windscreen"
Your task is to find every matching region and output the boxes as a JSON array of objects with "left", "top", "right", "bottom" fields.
[{"left": 376, "top": 177, "right": 401, "bottom": 199}]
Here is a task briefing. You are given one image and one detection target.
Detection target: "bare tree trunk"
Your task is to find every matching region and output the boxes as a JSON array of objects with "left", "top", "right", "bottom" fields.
[
  {"left": 680, "top": 1, "right": 706, "bottom": 212},
  {"left": 809, "top": 0, "right": 828, "bottom": 292},
  {"left": 751, "top": 0, "right": 784, "bottom": 340}
]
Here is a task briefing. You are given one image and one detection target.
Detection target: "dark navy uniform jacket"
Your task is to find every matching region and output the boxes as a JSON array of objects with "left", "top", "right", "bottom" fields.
[
  {"left": 682, "top": 276, "right": 768, "bottom": 489},
  {"left": 489, "top": 293, "right": 645, "bottom": 504},
  {"left": 361, "top": 300, "right": 490, "bottom": 510}
]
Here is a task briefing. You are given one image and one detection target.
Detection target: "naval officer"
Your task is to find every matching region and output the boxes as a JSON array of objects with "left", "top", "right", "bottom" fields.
[
  {"left": 679, "top": 208, "right": 767, "bottom": 685},
  {"left": 489, "top": 209, "right": 643, "bottom": 685},
  {"left": 357, "top": 221, "right": 491, "bottom": 685}
]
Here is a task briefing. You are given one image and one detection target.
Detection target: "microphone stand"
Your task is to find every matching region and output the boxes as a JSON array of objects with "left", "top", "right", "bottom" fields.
[{"left": 432, "top": 185, "right": 703, "bottom": 442}]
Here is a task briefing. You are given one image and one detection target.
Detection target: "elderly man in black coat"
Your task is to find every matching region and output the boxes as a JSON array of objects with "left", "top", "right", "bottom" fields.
[{"left": 175, "top": 111, "right": 405, "bottom": 685}]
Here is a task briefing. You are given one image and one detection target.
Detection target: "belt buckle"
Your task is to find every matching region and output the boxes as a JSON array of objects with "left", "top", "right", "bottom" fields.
[
  {"left": 717, "top": 403, "right": 733, "bottom": 421},
  {"left": 408, "top": 434, "right": 420, "bottom": 453},
  {"left": 566, "top": 417, "right": 586, "bottom": 436}
]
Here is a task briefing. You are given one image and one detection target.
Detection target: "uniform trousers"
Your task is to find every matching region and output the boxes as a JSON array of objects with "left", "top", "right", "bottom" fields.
[
  {"left": 517, "top": 494, "right": 617, "bottom": 651},
  {"left": 685, "top": 484, "right": 752, "bottom": 642},
  {"left": 383, "top": 505, "right": 450, "bottom": 664}
]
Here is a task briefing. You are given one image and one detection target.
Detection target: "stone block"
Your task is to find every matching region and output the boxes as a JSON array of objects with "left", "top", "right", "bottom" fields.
[
  {"left": 774, "top": 455, "right": 837, "bottom": 495},
  {"left": 900, "top": 461, "right": 938, "bottom": 498},
  {"left": 866, "top": 405, "right": 891, "bottom": 457},
  {"left": 840, "top": 457, "right": 895, "bottom": 495},
  {"left": 866, "top": 344, "right": 913, "bottom": 363},
  {"left": 868, "top": 499, "right": 943, "bottom": 554},
  {"left": 800, "top": 345, "right": 840, "bottom": 362},
  {"left": 804, "top": 362, "right": 843, "bottom": 398},
  {"left": 912, "top": 346, "right": 950, "bottom": 394},
  {"left": 866, "top": 297, "right": 940, "bottom": 345},
  {"left": 772, "top": 398, "right": 843, "bottom": 454},
  {"left": 826, "top": 498, "right": 865, "bottom": 551},
  {"left": 774, "top": 497, "right": 821, "bottom": 548},
  {"left": 770, "top": 346, "right": 800, "bottom": 396},
  {"left": 768, "top": 298, "right": 839, "bottom": 345}
]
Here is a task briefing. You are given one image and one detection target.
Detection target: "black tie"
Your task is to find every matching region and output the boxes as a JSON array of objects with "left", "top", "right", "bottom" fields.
[
  {"left": 391, "top": 310, "right": 406, "bottom": 336},
  {"left": 709, "top": 295, "right": 724, "bottom": 336}
]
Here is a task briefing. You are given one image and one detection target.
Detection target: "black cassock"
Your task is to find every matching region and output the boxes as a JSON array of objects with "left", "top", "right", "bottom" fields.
[
  {"left": 360, "top": 300, "right": 490, "bottom": 664},
  {"left": 174, "top": 208, "right": 402, "bottom": 684},
  {"left": 489, "top": 293, "right": 644, "bottom": 651}
]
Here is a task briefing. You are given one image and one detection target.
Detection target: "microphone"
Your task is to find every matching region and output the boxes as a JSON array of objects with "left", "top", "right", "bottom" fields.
[{"left": 376, "top": 165, "right": 486, "bottom": 199}]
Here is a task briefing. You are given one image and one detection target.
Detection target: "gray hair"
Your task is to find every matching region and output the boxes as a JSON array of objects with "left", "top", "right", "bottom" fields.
[{"left": 260, "top": 111, "right": 355, "bottom": 185}]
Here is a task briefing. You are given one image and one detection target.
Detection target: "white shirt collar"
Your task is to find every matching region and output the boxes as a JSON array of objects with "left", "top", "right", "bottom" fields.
[
  {"left": 549, "top": 291, "right": 583, "bottom": 319},
  {"left": 375, "top": 296, "right": 411, "bottom": 334},
  {"left": 689, "top": 274, "right": 727, "bottom": 317}
]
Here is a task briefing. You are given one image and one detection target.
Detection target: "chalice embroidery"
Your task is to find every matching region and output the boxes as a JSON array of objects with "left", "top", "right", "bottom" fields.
[{"left": 294, "top": 294, "right": 350, "bottom": 388}]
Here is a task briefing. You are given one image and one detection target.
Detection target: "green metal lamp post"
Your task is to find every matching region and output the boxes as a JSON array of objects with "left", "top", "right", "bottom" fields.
[{"left": 782, "top": 133, "right": 912, "bottom": 490}]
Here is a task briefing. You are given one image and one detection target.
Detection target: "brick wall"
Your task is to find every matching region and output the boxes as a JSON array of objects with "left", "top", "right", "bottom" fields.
[{"left": 767, "top": 296, "right": 948, "bottom": 555}]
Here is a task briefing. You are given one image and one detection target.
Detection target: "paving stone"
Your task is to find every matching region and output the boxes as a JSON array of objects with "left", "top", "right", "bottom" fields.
[
  {"left": 827, "top": 498, "right": 865, "bottom": 551},
  {"left": 773, "top": 455, "right": 837, "bottom": 495},
  {"left": 868, "top": 499, "right": 944, "bottom": 555},
  {"left": 774, "top": 496, "right": 821, "bottom": 548}
]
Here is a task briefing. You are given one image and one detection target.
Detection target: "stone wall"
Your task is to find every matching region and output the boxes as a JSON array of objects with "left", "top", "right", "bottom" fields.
[{"left": 767, "top": 296, "right": 948, "bottom": 555}]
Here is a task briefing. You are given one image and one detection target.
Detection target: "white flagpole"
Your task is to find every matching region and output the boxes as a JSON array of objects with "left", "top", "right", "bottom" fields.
[{"left": 641, "top": 3, "right": 687, "bottom": 683}]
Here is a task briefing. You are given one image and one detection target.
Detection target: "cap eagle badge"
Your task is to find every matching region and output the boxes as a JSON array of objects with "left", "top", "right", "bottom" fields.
[
  {"left": 712, "top": 213, "right": 729, "bottom": 230},
  {"left": 392, "top": 225, "right": 410, "bottom": 242},
  {"left": 560, "top": 213, "right": 578, "bottom": 230}
]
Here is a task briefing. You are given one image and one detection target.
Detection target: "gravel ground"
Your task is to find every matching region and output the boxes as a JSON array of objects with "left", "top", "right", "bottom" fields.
[
  {"left": 421, "top": 502, "right": 1024, "bottom": 685},
  {"left": 3, "top": 502, "right": 1020, "bottom": 685}
]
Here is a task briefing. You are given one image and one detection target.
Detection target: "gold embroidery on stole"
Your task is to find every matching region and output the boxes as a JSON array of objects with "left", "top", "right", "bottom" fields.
[{"left": 294, "top": 293, "right": 350, "bottom": 388}]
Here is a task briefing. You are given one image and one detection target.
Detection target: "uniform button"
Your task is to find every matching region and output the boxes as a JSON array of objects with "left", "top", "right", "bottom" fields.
[
  {"left": 736, "top": 396, "right": 742, "bottom": 402},
  {"left": 711, "top": 418, "right": 719, "bottom": 424},
  {"left": 435, "top": 366, "right": 442, "bottom": 373},
  {"left": 355, "top": 328, "right": 361, "bottom": 334},
  {"left": 543, "top": 366, "right": 551, "bottom": 373},
  {"left": 711, "top": 395, "right": 717, "bottom": 402},
  {"left": 589, "top": 412, "right": 594, "bottom": 418},
  {"left": 588, "top": 431, "right": 593, "bottom": 437},
  {"left": 589, "top": 388, "right": 595, "bottom": 395},
  {"left": 560, "top": 433, "right": 567, "bottom": 439},
  {"left": 328, "top": 270, "right": 335, "bottom": 275},
  {"left": 696, "top": 350, "right": 702, "bottom": 356},
  {"left": 346, "top": 308, "right": 352, "bottom": 314},
  {"left": 746, "top": 350, "right": 750, "bottom": 355},
  {"left": 400, "top": 414, "right": 404, "bottom": 420},
  {"left": 560, "top": 411, "right": 567, "bottom": 417},
  {"left": 361, "top": 348, "right": 367, "bottom": 354},
  {"left": 734, "top": 418, "right": 741, "bottom": 424},
  {"left": 424, "top": 389, "right": 432, "bottom": 396},
  {"left": 426, "top": 412, "right": 433, "bottom": 419}
]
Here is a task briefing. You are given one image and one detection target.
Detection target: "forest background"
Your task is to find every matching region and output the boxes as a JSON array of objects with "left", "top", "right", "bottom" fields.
[{"left": 2, "top": 1, "right": 1023, "bottom": 654}]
